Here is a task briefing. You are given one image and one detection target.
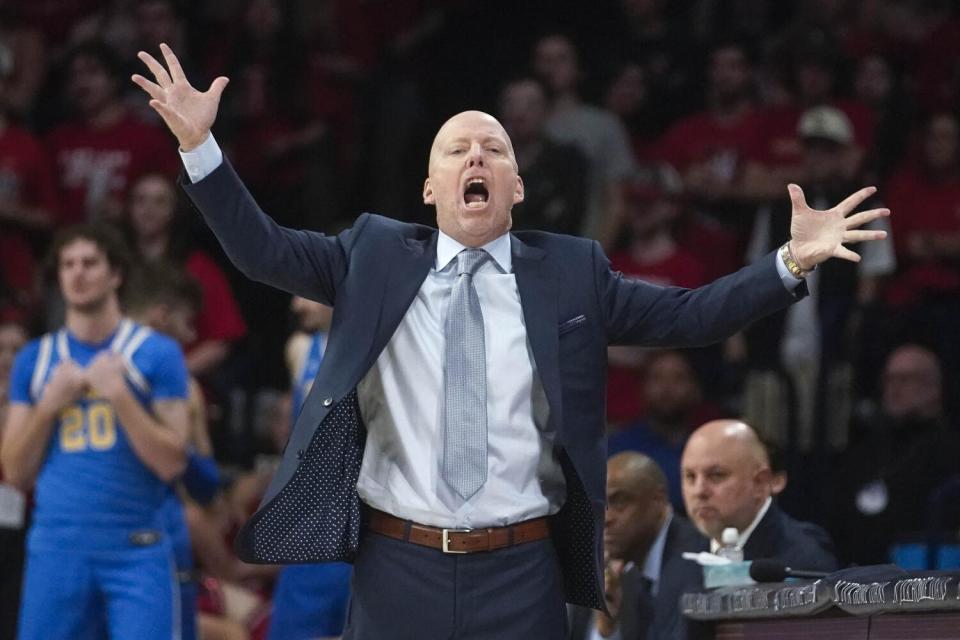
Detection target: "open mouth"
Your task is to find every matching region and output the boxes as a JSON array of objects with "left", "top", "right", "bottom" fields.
[{"left": 463, "top": 178, "right": 489, "bottom": 208}]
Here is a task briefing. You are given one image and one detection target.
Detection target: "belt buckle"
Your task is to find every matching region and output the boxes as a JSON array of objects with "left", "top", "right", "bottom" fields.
[{"left": 441, "top": 528, "right": 471, "bottom": 554}]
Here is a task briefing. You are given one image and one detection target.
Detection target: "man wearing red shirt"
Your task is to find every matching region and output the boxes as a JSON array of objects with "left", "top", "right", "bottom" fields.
[
  {"left": 885, "top": 112, "right": 960, "bottom": 305},
  {"left": 606, "top": 167, "right": 707, "bottom": 426},
  {"left": 46, "top": 41, "right": 177, "bottom": 225}
]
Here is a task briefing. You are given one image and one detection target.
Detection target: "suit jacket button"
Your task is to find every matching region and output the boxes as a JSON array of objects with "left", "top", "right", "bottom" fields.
[
  {"left": 297, "top": 449, "right": 304, "bottom": 459},
  {"left": 322, "top": 397, "right": 333, "bottom": 407}
]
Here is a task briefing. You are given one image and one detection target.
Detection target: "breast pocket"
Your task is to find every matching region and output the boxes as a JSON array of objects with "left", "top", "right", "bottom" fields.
[{"left": 558, "top": 314, "right": 587, "bottom": 336}]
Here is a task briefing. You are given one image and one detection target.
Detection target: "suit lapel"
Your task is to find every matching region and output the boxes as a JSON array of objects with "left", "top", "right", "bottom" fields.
[
  {"left": 511, "top": 234, "right": 561, "bottom": 433},
  {"left": 365, "top": 232, "right": 437, "bottom": 368}
]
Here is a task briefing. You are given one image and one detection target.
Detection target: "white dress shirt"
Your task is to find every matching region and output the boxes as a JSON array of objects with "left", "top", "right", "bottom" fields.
[
  {"left": 355, "top": 231, "right": 564, "bottom": 528},
  {"left": 710, "top": 496, "right": 773, "bottom": 553}
]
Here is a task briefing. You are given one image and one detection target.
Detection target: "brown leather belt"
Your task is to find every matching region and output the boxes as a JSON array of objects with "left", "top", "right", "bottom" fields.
[{"left": 366, "top": 508, "right": 552, "bottom": 554}]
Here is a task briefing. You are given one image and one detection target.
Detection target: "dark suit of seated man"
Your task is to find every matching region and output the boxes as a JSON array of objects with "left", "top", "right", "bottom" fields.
[
  {"left": 569, "top": 452, "right": 709, "bottom": 640},
  {"left": 133, "top": 44, "right": 885, "bottom": 639},
  {"left": 681, "top": 420, "right": 839, "bottom": 573}
]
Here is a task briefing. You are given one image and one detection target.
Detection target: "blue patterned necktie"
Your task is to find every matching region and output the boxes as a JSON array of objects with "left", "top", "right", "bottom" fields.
[{"left": 442, "top": 248, "right": 490, "bottom": 500}]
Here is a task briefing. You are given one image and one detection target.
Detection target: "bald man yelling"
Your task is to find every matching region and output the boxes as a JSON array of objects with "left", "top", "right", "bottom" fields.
[
  {"left": 136, "top": 45, "right": 883, "bottom": 637},
  {"left": 681, "top": 420, "right": 838, "bottom": 574}
]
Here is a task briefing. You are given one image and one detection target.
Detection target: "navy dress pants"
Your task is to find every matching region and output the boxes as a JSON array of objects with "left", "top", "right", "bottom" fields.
[{"left": 343, "top": 531, "right": 569, "bottom": 639}]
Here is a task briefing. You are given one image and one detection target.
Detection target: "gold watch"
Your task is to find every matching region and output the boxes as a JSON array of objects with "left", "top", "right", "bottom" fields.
[{"left": 780, "top": 242, "right": 813, "bottom": 278}]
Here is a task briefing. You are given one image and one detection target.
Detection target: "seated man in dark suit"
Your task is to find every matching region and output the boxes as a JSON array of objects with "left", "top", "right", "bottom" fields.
[
  {"left": 575, "top": 452, "right": 707, "bottom": 640},
  {"left": 681, "top": 420, "right": 838, "bottom": 572}
]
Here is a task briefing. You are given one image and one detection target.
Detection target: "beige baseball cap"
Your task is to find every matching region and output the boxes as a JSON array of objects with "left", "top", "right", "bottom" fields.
[{"left": 797, "top": 106, "right": 853, "bottom": 145}]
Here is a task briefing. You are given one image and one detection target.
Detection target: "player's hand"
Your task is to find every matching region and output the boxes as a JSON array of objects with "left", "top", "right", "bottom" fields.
[
  {"left": 39, "top": 361, "right": 88, "bottom": 413},
  {"left": 132, "top": 43, "right": 229, "bottom": 151},
  {"left": 85, "top": 353, "right": 129, "bottom": 402},
  {"left": 787, "top": 184, "right": 890, "bottom": 270}
]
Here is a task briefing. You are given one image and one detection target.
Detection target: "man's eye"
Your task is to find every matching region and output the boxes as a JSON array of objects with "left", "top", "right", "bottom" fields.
[{"left": 450, "top": 148, "right": 465, "bottom": 155}]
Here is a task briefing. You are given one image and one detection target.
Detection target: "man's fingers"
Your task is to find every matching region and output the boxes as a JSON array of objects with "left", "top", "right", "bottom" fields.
[
  {"left": 843, "top": 229, "right": 887, "bottom": 243},
  {"left": 131, "top": 74, "right": 165, "bottom": 101},
  {"left": 159, "top": 42, "right": 187, "bottom": 83},
  {"left": 845, "top": 208, "right": 890, "bottom": 229},
  {"left": 835, "top": 186, "right": 878, "bottom": 216},
  {"left": 137, "top": 51, "right": 172, "bottom": 87},
  {"left": 207, "top": 76, "right": 230, "bottom": 101},
  {"left": 149, "top": 99, "right": 187, "bottom": 133},
  {"left": 787, "top": 183, "right": 808, "bottom": 211},
  {"left": 834, "top": 246, "right": 862, "bottom": 262}
]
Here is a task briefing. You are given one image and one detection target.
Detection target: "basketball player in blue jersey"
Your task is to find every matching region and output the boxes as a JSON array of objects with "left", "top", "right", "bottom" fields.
[
  {"left": 267, "top": 296, "right": 351, "bottom": 640},
  {"left": 1, "top": 224, "right": 190, "bottom": 640},
  {"left": 125, "top": 262, "right": 222, "bottom": 640}
]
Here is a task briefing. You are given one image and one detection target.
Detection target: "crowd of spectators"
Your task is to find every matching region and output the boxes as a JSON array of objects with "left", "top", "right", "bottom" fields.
[{"left": 2, "top": 0, "right": 960, "bottom": 637}]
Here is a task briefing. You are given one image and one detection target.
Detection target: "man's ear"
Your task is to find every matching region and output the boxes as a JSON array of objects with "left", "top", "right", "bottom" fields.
[
  {"left": 513, "top": 175, "right": 525, "bottom": 205},
  {"left": 754, "top": 466, "right": 773, "bottom": 494},
  {"left": 423, "top": 178, "right": 435, "bottom": 205}
]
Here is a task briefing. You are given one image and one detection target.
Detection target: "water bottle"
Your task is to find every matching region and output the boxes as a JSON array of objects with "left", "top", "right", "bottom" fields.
[{"left": 716, "top": 527, "right": 743, "bottom": 562}]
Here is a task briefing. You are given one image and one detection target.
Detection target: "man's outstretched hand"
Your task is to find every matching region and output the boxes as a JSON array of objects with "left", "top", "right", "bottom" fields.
[
  {"left": 787, "top": 183, "right": 890, "bottom": 271},
  {"left": 132, "top": 43, "right": 228, "bottom": 151}
]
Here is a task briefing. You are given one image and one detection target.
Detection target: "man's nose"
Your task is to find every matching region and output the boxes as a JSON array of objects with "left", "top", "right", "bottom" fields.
[{"left": 467, "top": 144, "right": 485, "bottom": 167}]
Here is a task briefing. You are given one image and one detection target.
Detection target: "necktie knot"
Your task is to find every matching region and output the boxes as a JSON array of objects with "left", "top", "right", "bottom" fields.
[{"left": 456, "top": 249, "right": 489, "bottom": 277}]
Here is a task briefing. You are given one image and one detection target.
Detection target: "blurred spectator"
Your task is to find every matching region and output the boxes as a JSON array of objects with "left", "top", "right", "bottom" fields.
[
  {"left": 871, "top": 111, "right": 960, "bottom": 404},
  {"left": 45, "top": 40, "right": 177, "bottom": 224},
  {"left": 602, "top": 60, "right": 663, "bottom": 162},
  {"left": 0, "top": 2, "right": 47, "bottom": 119},
  {"left": 653, "top": 40, "right": 763, "bottom": 230},
  {"left": 744, "top": 28, "right": 875, "bottom": 200},
  {"left": 885, "top": 112, "right": 960, "bottom": 308},
  {"left": 830, "top": 344, "right": 960, "bottom": 567},
  {"left": 681, "top": 419, "right": 839, "bottom": 572},
  {"left": 609, "top": 350, "right": 716, "bottom": 515},
  {"left": 14, "top": 0, "right": 100, "bottom": 56},
  {"left": 126, "top": 172, "right": 247, "bottom": 377},
  {"left": 532, "top": 33, "right": 636, "bottom": 244},
  {"left": 912, "top": 7, "right": 960, "bottom": 114},
  {"left": 605, "top": 170, "right": 707, "bottom": 426},
  {"left": 743, "top": 106, "right": 894, "bottom": 455},
  {"left": 216, "top": 0, "right": 330, "bottom": 230},
  {"left": 0, "top": 39, "right": 58, "bottom": 232},
  {"left": 605, "top": 0, "right": 698, "bottom": 125},
  {"left": 0, "top": 36, "right": 57, "bottom": 324},
  {"left": 498, "top": 76, "right": 588, "bottom": 235},
  {"left": 0, "top": 317, "right": 27, "bottom": 640},
  {"left": 854, "top": 53, "right": 911, "bottom": 184}
]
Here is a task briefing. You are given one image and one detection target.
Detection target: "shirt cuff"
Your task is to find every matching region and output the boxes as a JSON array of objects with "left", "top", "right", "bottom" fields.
[
  {"left": 775, "top": 249, "right": 804, "bottom": 290},
  {"left": 179, "top": 133, "right": 223, "bottom": 184}
]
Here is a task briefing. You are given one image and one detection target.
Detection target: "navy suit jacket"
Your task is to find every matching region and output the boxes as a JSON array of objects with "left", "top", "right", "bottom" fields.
[
  {"left": 743, "top": 503, "right": 839, "bottom": 573},
  {"left": 181, "top": 158, "right": 805, "bottom": 610},
  {"left": 568, "top": 515, "right": 708, "bottom": 640},
  {"left": 622, "top": 516, "right": 709, "bottom": 640}
]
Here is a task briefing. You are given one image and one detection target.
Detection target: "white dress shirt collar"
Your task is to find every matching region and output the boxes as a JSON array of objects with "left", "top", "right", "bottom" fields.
[
  {"left": 710, "top": 496, "right": 773, "bottom": 552},
  {"left": 642, "top": 511, "right": 673, "bottom": 592},
  {"left": 436, "top": 230, "right": 512, "bottom": 274}
]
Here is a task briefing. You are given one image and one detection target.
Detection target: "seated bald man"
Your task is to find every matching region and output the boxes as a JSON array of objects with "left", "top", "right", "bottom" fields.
[{"left": 681, "top": 420, "right": 838, "bottom": 573}]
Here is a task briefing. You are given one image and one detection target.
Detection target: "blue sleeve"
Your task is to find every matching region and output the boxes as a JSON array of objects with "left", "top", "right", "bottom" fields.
[
  {"left": 138, "top": 334, "right": 189, "bottom": 400},
  {"left": 7, "top": 340, "right": 41, "bottom": 405},
  {"left": 182, "top": 451, "right": 221, "bottom": 505}
]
